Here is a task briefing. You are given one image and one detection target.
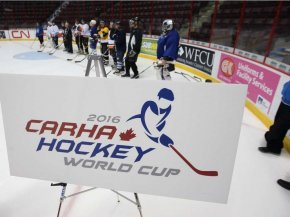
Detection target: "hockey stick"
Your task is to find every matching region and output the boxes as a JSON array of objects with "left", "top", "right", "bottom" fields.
[
  {"left": 75, "top": 53, "right": 88, "bottom": 63},
  {"left": 67, "top": 53, "right": 80, "bottom": 61},
  {"left": 49, "top": 42, "right": 64, "bottom": 55},
  {"left": 37, "top": 39, "right": 49, "bottom": 52},
  {"left": 51, "top": 182, "right": 67, "bottom": 217},
  {"left": 139, "top": 63, "right": 154, "bottom": 75},
  {"left": 174, "top": 71, "right": 202, "bottom": 82},
  {"left": 169, "top": 145, "right": 218, "bottom": 176},
  {"left": 175, "top": 71, "right": 191, "bottom": 81},
  {"left": 75, "top": 49, "right": 96, "bottom": 63},
  {"left": 30, "top": 37, "right": 37, "bottom": 49}
]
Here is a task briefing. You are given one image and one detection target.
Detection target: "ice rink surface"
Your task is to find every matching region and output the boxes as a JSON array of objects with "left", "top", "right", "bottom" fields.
[{"left": 0, "top": 41, "right": 290, "bottom": 217}]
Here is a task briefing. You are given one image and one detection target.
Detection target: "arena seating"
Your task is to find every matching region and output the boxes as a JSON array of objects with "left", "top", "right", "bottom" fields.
[{"left": 0, "top": 1, "right": 61, "bottom": 29}]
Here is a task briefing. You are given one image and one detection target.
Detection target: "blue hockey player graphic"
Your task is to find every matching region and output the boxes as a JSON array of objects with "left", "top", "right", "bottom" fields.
[
  {"left": 128, "top": 88, "right": 219, "bottom": 177},
  {"left": 127, "top": 88, "right": 174, "bottom": 147}
]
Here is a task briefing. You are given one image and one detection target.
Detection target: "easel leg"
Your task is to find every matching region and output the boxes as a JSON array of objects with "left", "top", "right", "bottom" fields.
[
  {"left": 134, "top": 193, "right": 143, "bottom": 217},
  {"left": 51, "top": 183, "right": 67, "bottom": 217}
]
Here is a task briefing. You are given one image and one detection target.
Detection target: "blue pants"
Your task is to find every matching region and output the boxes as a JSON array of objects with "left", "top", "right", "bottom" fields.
[{"left": 116, "top": 49, "right": 125, "bottom": 70}]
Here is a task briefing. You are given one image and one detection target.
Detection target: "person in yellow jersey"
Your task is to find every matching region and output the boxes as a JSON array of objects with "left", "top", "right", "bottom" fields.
[{"left": 97, "top": 20, "right": 109, "bottom": 65}]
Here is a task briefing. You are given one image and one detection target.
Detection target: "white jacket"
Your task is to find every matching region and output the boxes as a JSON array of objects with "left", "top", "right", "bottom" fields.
[
  {"left": 50, "top": 25, "right": 59, "bottom": 37},
  {"left": 81, "top": 24, "right": 90, "bottom": 37}
]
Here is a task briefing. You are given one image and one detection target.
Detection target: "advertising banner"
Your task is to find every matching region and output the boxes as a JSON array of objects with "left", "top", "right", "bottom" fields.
[
  {"left": 141, "top": 38, "right": 158, "bottom": 56},
  {"left": 0, "top": 74, "right": 247, "bottom": 203},
  {"left": 218, "top": 53, "right": 281, "bottom": 114},
  {"left": 177, "top": 44, "right": 215, "bottom": 75},
  {"left": 8, "top": 29, "right": 31, "bottom": 39}
]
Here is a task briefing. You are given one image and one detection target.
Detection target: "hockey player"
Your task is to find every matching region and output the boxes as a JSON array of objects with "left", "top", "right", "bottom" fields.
[
  {"left": 47, "top": 21, "right": 53, "bottom": 48},
  {"left": 35, "top": 22, "right": 44, "bottom": 48},
  {"left": 156, "top": 19, "right": 180, "bottom": 80},
  {"left": 89, "top": 20, "right": 98, "bottom": 53},
  {"left": 81, "top": 19, "right": 90, "bottom": 54},
  {"left": 51, "top": 22, "right": 59, "bottom": 48},
  {"left": 122, "top": 17, "right": 143, "bottom": 79},
  {"left": 112, "top": 20, "right": 126, "bottom": 75},
  {"left": 98, "top": 20, "right": 109, "bottom": 65},
  {"left": 63, "top": 21, "right": 73, "bottom": 53},
  {"left": 109, "top": 21, "right": 117, "bottom": 67},
  {"left": 73, "top": 19, "right": 82, "bottom": 53},
  {"left": 61, "top": 21, "right": 67, "bottom": 51}
]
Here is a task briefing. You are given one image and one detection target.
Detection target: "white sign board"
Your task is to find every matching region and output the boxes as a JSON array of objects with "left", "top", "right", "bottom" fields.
[{"left": 0, "top": 74, "right": 247, "bottom": 203}]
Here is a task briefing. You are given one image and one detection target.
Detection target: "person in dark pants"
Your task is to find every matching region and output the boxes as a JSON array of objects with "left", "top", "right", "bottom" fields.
[
  {"left": 112, "top": 20, "right": 126, "bottom": 74},
  {"left": 63, "top": 21, "right": 73, "bottom": 53},
  {"left": 81, "top": 19, "right": 90, "bottom": 54},
  {"left": 51, "top": 22, "right": 59, "bottom": 48},
  {"left": 73, "top": 19, "right": 82, "bottom": 53},
  {"left": 259, "top": 80, "right": 290, "bottom": 155},
  {"left": 35, "top": 22, "right": 44, "bottom": 49},
  {"left": 122, "top": 17, "right": 143, "bottom": 79},
  {"left": 98, "top": 20, "right": 109, "bottom": 65},
  {"left": 61, "top": 21, "right": 67, "bottom": 51}
]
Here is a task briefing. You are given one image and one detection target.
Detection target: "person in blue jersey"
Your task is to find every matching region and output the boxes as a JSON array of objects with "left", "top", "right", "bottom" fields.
[
  {"left": 156, "top": 19, "right": 180, "bottom": 80},
  {"left": 259, "top": 80, "right": 290, "bottom": 155},
  {"left": 112, "top": 20, "right": 126, "bottom": 75},
  {"left": 35, "top": 22, "right": 44, "bottom": 49},
  {"left": 89, "top": 20, "right": 98, "bottom": 53}
]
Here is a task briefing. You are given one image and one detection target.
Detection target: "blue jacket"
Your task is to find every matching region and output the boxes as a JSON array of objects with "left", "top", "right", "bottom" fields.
[
  {"left": 90, "top": 26, "right": 98, "bottom": 41},
  {"left": 282, "top": 81, "right": 290, "bottom": 106},
  {"left": 157, "top": 29, "right": 180, "bottom": 60},
  {"left": 36, "top": 26, "right": 43, "bottom": 37}
]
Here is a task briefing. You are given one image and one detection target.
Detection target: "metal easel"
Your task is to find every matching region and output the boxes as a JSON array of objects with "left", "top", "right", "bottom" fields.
[{"left": 51, "top": 53, "right": 143, "bottom": 217}]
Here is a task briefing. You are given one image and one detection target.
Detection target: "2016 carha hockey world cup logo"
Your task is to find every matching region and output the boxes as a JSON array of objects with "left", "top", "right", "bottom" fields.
[{"left": 25, "top": 88, "right": 218, "bottom": 177}]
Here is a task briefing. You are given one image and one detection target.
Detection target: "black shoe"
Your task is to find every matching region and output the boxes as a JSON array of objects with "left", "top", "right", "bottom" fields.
[
  {"left": 258, "top": 147, "right": 281, "bottom": 155},
  {"left": 121, "top": 74, "right": 130, "bottom": 78},
  {"left": 131, "top": 74, "right": 139, "bottom": 79},
  {"left": 277, "top": 179, "right": 290, "bottom": 190}
]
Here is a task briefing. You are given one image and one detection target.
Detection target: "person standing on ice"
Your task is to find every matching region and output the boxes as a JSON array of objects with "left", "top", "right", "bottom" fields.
[
  {"left": 259, "top": 80, "right": 290, "bottom": 155},
  {"left": 47, "top": 21, "right": 53, "bottom": 48},
  {"left": 89, "top": 20, "right": 98, "bottom": 53},
  {"left": 80, "top": 19, "right": 90, "bottom": 55},
  {"left": 51, "top": 22, "right": 59, "bottom": 48},
  {"left": 156, "top": 19, "right": 180, "bottom": 80},
  {"left": 112, "top": 20, "right": 126, "bottom": 75},
  {"left": 63, "top": 21, "right": 73, "bottom": 54},
  {"left": 35, "top": 22, "right": 44, "bottom": 49},
  {"left": 122, "top": 17, "right": 143, "bottom": 79}
]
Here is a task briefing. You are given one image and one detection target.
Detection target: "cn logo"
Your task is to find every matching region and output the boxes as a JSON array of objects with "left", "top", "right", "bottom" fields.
[
  {"left": 221, "top": 58, "right": 235, "bottom": 77},
  {"left": 11, "top": 30, "right": 30, "bottom": 39}
]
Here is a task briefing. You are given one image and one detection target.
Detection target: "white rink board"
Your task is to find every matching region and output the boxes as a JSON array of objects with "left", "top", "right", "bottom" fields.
[{"left": 0, "top": 74, "right": 247, "bottom": 203}]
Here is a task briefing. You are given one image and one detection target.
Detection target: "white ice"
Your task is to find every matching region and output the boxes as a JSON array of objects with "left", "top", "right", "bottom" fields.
[{"left": 0, "top": 41, "right": 290, "bottom": 217}]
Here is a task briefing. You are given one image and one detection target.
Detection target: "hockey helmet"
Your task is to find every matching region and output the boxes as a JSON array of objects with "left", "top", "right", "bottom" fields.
[
  {"left": 90, "top": 20, "right": 97, "bottom": 26},
  {"left": 162, "top": 19, "right": 174, "bottom": 33}
]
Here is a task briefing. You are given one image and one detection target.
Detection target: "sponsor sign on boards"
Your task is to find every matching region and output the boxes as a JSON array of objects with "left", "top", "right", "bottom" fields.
[
  {"left": 218, "top": 53, "right": 281, "bottom": 114},
  {"left": 177, "top": 44, "right": 215, "bottom": 75}
]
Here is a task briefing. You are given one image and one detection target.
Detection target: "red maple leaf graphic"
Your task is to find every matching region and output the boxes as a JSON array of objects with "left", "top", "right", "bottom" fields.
[{"left": 119, "top": 128, "right": 136, "bottom": 141}]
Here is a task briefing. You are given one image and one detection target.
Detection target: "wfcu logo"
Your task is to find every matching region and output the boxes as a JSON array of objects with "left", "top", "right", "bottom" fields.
[{"left": 25, "top": 88, "right": 218, "bottom": 177}]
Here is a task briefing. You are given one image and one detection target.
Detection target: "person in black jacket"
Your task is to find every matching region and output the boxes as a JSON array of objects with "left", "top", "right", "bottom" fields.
[
  {"left": 63, "top": 21, "right": 73, "bottom": 53},
  {"left": 122, "top": 17, "right": 143, "bottom": 79},
  {"left": 112, "top": 20, "right": 126, "bottom": 75}
]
